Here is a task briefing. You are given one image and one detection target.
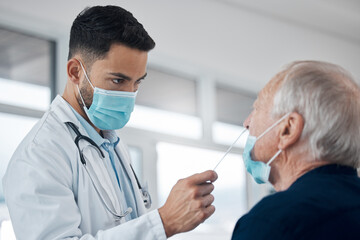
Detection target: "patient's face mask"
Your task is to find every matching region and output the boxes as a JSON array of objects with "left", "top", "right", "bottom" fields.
[
  {"left": 77, "top": 61, "right": 137, "bottom": 130},
  {"left": 242, "top": 113, "right": 290, "bottom": 184}
]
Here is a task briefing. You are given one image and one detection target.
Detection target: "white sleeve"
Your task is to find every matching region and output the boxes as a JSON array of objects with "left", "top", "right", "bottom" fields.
[
  {"left": 3, "top": 141, "right": 166, "bottom": 240},
  {"left": 95, "top": 210, "right": 166, "bottom": 240}
]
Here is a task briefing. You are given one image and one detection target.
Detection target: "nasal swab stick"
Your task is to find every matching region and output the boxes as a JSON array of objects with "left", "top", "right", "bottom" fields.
[{"left": 213, "top": 128, "right": 247, "bottom": 171}]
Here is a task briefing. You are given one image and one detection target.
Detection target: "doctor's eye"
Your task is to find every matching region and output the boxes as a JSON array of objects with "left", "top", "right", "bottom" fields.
[
  {"left": 135, "top": 79, "right": 143, "bottom": 85},
  {"left": 112, "top": 79, "right": 126, "bottom": 84}
]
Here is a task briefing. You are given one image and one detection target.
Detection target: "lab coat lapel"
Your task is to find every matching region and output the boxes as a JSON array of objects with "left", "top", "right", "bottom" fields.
[
  {"left": 51, "top": 95, "right": 122, "bottom": 215},
  {"left": 50, "top": 95, "right": 80, "bottom": 125},
  {"left": 115, "top": 142, "right": 147, "bottom": 216},
  {"left": 81, "top": 146, "right": 121, "bottom": 215}
]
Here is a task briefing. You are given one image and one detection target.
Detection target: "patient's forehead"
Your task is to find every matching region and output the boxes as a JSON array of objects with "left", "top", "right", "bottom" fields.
[{"left": 258, "top": 70, "right": 286, "bottom": 106}]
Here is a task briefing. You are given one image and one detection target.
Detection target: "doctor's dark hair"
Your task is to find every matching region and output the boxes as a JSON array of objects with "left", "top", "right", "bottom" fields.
[{"left": 68, "top": 5, "right": 155, "bottom": 66}]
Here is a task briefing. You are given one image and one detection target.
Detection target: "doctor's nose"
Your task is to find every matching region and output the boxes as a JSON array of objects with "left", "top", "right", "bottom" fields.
[{"left": 123, "top": 85, "right": 137, "bottom": 93}]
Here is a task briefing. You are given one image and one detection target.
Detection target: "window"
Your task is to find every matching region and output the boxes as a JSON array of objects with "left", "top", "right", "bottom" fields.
[
  {"left": 0, "top": 219, "right": 15, "bottom": 240},
  {"left": 0, "top": 113, "right": 39, "bottom": 201},
  {"left": 126, "top": 69, "right": 202, "bottom": 139},
  {"left": 136, "top": 69, "right": 198, "bottom": 115},
  {"left": 216, "top": 86, "right": 255, "bottom": 125},
  {"left": 0, "top": 27, "right": 56, "bottom": 112},
  {"left": 0, "top": 25, "right": 55, "bottom": 196},
  {"left": 157, "top": 142, "right": 247, "bottom": 240},
  {"left": 213, "top": 86, "right": 255, "bottom": 147},
  {"left": 0, "top": 26, "right": 56, "bottom": 238}
]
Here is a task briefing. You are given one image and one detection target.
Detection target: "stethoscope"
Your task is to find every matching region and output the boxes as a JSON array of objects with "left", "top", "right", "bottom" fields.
[{"left": 65, "top": 121, "right": 152, "bottom": 220}]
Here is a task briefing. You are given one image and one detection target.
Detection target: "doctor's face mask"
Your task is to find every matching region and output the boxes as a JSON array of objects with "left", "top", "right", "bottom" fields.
[
  {"left": 243, "top": 113, "right": 290, "bottom": 184},
  {"left": 77, "top": 61, "right": 137, "bottom": 130}
]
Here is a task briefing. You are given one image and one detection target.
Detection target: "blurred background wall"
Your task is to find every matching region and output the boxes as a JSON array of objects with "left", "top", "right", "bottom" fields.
[{"left": 0, "top": 0, "right": 359, "bottom": 239}]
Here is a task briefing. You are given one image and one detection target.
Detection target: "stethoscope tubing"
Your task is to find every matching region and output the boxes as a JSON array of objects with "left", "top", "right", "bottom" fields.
[
  {"left": 83, "top": 164, "right": 132, "bottom": 219},
  {"left": 65, "top": 121, "right": 151, "bottom": 217}
]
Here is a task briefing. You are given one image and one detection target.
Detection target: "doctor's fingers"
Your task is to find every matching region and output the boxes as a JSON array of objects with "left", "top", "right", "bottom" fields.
[
  {"left": 195, "top": 182, "right": 215, "bottom": 197},
  {"left": 196, "top": 204, "right": 216, "bottom": 223},
  {"left": 188, "top": 170, "right": 218, "bottom": 185},
  {"left": 196, "top": 194, "right": 215, "bottom": 208}
]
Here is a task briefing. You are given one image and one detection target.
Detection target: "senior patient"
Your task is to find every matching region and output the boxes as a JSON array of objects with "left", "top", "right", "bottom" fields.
[{"left": 232, "top": 61, "right": 360, "bottom": 239}]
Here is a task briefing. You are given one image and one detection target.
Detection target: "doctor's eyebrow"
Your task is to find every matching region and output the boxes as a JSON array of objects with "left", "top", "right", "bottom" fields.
[
  {"left": 108, "top": 72, "right": 147, "bottom": 81},
  {"left": 138, "top": 72, "right": 147, "bottom": 81}
]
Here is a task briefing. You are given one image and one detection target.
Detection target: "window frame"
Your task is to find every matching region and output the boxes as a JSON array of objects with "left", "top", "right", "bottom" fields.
[{"left": 0, "top": 25, "right": 57, "bottom": 118}]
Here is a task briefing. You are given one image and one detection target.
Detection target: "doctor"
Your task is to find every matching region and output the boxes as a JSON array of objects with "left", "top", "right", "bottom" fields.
[{"left": 3, "top": 5, "right": 217, "bottom": 240}]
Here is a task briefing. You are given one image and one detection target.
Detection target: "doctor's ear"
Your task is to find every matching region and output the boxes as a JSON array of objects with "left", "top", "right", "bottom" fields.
[
  {"left": 278, "top": 112, "right": 304, "bottom": 150},
  {"left": 67, "top": 58, "right": 82, "bottom": 85}
]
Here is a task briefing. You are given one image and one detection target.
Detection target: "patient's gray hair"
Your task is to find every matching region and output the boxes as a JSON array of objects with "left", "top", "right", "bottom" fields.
[{"left": 272, "top": 61, "right": 360, "bottom": 168}]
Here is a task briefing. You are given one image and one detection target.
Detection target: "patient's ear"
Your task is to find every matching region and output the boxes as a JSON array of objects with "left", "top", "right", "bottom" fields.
[
  {"left": 278, "top": 112, "right": 304, "bottom": 150},
  {"left": 67, "top": 58, "right": 82, "bottom": 85}
]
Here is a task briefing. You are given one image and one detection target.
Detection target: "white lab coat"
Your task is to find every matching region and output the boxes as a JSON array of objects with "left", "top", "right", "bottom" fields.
[{"left": 3, "top": 96, "right": 166, "bottom": 240}]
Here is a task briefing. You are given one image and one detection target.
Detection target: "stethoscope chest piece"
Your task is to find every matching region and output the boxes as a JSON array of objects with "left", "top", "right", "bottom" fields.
[{"left": 142, "top": 187, "right": 152, "bottom": 209}]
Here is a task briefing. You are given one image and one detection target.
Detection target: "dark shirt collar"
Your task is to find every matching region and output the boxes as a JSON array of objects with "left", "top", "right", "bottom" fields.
[{"left": 290, "top": 164, "right": 357, "bottom": 189}]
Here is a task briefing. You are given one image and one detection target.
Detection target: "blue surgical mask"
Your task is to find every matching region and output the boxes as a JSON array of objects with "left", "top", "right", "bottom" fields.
[
  {"left": 243, "top": 113, "right": 290, "bottom": 184},
  {"left": 77, "top": 61, "right": 137, "bottom": 130}
]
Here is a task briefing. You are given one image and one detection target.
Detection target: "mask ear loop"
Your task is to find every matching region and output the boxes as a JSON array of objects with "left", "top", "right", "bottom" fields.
[
  {"left": 258, "top": 113, "right": 290, "bottom": 166},
  {"left": 77, "top": 85, "right": 88, "bottom": 110},
  {"left": 257, "top": 112, "right": 291, "bottom": 141},
  {"left": 76, "top": 59, "right": 95, "bottom": 110},
  {"left": 77, "top": 59, "right": 95, "bottom": 89},
  {"left": 266, "top": 149, "right": 282, "bottom": 166}
]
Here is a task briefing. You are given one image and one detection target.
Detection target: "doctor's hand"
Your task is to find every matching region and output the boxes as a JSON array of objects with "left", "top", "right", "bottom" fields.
[{"left": 158, "top": 170, "right": 218, "bottom": 238}]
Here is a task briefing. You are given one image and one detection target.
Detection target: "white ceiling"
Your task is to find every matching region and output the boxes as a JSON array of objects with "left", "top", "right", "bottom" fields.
[{"left": 0, "top": 0, "right": 359, "bottom": 94}]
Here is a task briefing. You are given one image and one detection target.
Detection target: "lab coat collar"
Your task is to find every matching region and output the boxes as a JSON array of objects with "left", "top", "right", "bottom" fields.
[
  {"left": 50, "top": 95, "right": 83, "bottom": 130},
  {"left": 50, "top": 95, "right": 121, "bottom": 213},
  {"left": 102, "top": 131, "right": 120, "bottom": 147}
]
